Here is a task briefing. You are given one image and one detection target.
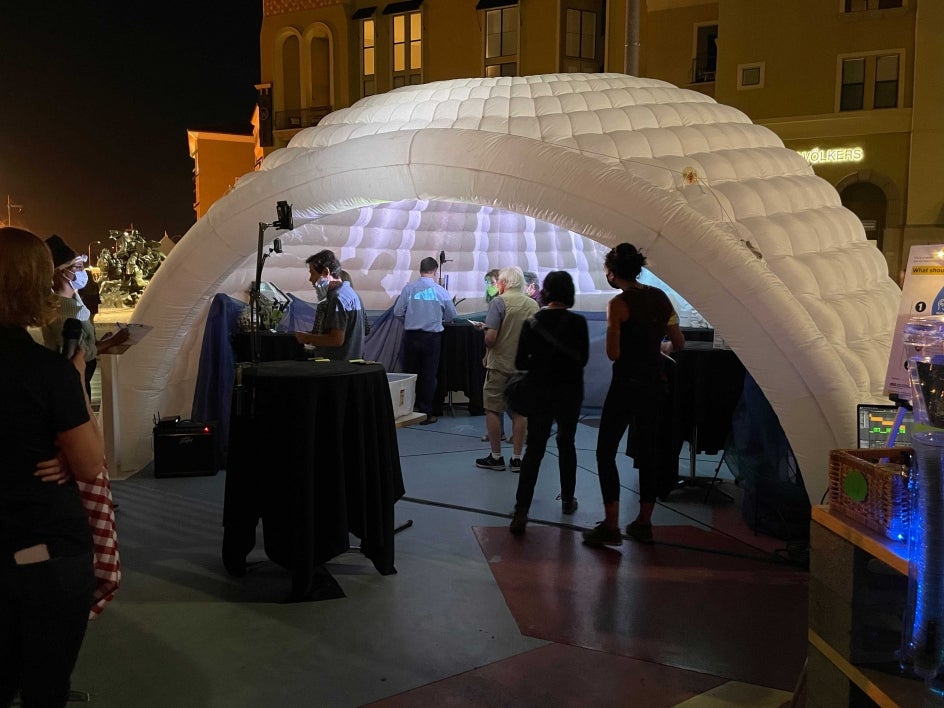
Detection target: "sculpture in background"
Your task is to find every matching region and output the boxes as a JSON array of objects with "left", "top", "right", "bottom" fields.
[{"left": 95, "top": 228, "right": 165, "bottom": 307}]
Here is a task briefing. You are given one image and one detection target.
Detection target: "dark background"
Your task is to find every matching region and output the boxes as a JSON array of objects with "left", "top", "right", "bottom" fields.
[{"left": 0, "top": 2, "right": 263, "bottom": 258}]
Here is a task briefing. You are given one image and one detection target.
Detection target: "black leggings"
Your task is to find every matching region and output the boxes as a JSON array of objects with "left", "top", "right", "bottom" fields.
[
  {"left": 83, "top": 358, "right": 97, "bottom": 400},
  {"left": 595, "top": 379, "right": 665, "bottom": 504},
  {"left": 514, "top": 396, "right": 581, "bottom": 512}
]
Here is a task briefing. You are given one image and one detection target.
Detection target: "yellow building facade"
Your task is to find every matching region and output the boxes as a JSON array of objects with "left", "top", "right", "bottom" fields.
[
  {"left": 224, "top": 0, "right": 939, "bottom": 281},
  {"left": 187, "top": 129, "right": 260, "bottom": 221}
]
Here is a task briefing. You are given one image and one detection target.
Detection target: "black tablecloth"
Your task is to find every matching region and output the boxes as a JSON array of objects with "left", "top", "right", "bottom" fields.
[
  {"left": 670, "top": 342, "right": 745, "bottom": 458},
  {"left": 223, "top": 360, "right": 405, "bottom": 600},
  {"left": 432, "top": 321, "right": 485, "bottom": 416},
  {"left": 232, "top": 331, "right": 305, "bottom": 363}
]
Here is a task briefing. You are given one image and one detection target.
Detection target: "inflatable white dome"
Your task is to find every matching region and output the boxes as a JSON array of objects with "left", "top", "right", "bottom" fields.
[{"left": 121, "top": 73, "right": 900, "bottom": 504}]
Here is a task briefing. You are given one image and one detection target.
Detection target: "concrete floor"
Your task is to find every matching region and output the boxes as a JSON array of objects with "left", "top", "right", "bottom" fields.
[{"left": 71, "top": 408, "right": 805, "bottom": 707}]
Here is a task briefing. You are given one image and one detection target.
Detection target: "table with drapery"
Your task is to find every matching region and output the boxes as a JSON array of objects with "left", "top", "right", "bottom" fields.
[
  {"left": 669, "top": 341, "right": 746, "bottom": 482},
  {"left": 432, "top": 320, "right": 486, "bottom": 416},
  {"left": 222, "top": 360, "right": 405, "bottom": 601}
]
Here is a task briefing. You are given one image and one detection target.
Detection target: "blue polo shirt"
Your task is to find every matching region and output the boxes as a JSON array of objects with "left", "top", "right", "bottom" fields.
[{"left": 394, "top": 276, "right": 457, "bottom": 333}]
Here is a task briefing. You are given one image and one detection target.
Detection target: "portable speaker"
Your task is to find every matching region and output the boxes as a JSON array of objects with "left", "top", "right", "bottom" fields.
[{"left": 153, "top": 421, "right": 219, "bottom": 478}]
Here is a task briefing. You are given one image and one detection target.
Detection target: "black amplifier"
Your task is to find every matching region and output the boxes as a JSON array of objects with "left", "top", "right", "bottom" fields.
[{"left": 153, "top": 419, "right": 219, "bottom": 478}]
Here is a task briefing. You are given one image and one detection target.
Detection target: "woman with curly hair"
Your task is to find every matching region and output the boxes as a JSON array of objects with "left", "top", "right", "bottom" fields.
[{"left": 583, "top": 243, "right": 685, "bottom": 547}]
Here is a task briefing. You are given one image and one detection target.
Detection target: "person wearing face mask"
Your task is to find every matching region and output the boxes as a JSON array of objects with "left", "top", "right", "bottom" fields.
[
  {"left": 41, "top": 236, "right": 98, "bottom": 397},
  {"left": 294, "top": 249, "right": 367, "bottom": 360},
  {"left": 582, "top": 243, "right": 685, "bottom": 548}
]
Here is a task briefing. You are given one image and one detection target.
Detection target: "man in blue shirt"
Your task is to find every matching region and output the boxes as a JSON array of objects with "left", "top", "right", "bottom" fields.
[
  {"left": 394, "top": 257, "right": 457, "bottom": 424},
  {"left": 295, "top": 250, "right": 367, "bottom": 361}
]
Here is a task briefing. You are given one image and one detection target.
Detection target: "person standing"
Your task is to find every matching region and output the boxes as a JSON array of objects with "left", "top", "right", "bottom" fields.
[
  {"left": 509, "top": 271, "right": 589, "bottom": 534},
  {"left": 0, "top": 227, "right": 107, "bottom": 707},
  {"left": 295, "top": 250, "right": 367, "bottom": 360},
  {"left": 583, "top": 243, "right": 685, "bottom": 547},
  {"left": 42, "top": 236, "right": 97, "bottom": 398},
  {"left": 476, "top": 266, "right": 539, "bottom": 472},
  {"left": 484, "top": 269, "right": 500, "bottom": 304},
  {"left": 394, "top": 256, "right": 457, "bottom": 425},
  {"left": 523, "top": 271, "right": 545, "bottom": 307}
]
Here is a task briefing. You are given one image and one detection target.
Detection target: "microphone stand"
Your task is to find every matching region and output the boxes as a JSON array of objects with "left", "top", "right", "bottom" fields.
[
  {"left": 250, "top": 222, "right": 267, "bottom": 364},
  {"left": 249, "top": 201, "right": 293, "bottom": 364},
  {"left": 438, "top": 252, "right": 453, "bottom": 290}
]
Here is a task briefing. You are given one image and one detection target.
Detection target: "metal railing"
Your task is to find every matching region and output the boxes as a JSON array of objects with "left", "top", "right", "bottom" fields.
[
  {"left": 691, "top": 56, "right": 716, "bottom": 84},
  {"left": 274, "top": 106, "right": 333, "bottom": 131}
]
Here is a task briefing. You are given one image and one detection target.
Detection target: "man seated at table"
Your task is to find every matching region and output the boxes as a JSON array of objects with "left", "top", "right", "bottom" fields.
[
  {"left": 295, "top": 249, "right": 367, "bottom": 360},
  {"left": 393, "top": 256, "right": 457, "bottom": 425}
]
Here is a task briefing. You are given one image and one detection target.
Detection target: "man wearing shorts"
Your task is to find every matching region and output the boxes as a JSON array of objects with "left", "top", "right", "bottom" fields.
[{"left": 476, "top": 266, "right": 539, "bottom": 472}]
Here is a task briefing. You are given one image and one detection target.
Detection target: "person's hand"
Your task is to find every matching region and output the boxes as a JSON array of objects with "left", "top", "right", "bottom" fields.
[
  {"left": 470, "top": 320, "right": 485, "bottom": 330},
  {"left": 97, "top": 326, "right": 130, "bottom": 353},
  {"left": 295, "top": 331, "right": 313, "bottom": 345},
  {"left": 35, "top": 455, "right": 72, "bottom": 485}
]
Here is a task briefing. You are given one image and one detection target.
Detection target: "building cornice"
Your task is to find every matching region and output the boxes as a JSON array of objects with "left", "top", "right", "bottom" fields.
[
  {"left": 757, "top": 108, "right": 912, "bottom": 141},
  {"left": 263, "top": 0, "right": 343, "bottom": 17}
]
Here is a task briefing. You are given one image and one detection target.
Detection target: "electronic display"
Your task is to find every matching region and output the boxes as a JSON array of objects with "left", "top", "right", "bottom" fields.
[{"left": 857, "top": 404, "right": 913, "bottom": 449}]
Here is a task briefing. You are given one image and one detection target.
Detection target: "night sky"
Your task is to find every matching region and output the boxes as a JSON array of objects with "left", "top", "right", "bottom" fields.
[{"left": 0, "top": 2, "right": 262, "bottom": 258}]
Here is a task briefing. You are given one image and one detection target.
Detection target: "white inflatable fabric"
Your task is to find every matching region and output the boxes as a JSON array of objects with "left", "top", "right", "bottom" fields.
[{"left": 122, "top": 74, "right": 900, "bottom": 504}]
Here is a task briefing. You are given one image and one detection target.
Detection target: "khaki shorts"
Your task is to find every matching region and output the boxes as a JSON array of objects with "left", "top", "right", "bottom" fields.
[{"left": 483, "top": 369, "right": 512, "bottom": 414}]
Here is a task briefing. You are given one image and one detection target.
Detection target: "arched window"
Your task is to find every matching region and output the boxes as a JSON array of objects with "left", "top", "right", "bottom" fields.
[
  {"left": 304, "top": 23, "right": 333, "bottom": 119},
  {"left": 280, "top": 35, "right": 302, "bottom": 117}
]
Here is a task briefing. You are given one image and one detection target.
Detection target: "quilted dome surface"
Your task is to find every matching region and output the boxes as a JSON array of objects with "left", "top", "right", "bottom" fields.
[{"left": 120, "top": 74, "right": 899, "bottom": 502}]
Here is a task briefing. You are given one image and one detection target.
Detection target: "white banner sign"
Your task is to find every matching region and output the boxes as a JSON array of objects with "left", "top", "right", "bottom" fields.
[{"left": 884, "top": 244, "right": 944, "bottom": 400}]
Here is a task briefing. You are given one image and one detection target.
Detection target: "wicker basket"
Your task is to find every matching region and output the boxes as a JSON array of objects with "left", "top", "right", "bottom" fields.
[{"left": 827, "top": 447, "right": 912, "bottom": 541}]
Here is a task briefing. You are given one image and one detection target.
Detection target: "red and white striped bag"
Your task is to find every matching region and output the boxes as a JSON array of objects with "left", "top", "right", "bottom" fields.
[{"left": 76, "top": 472, "right": 121, "bottom": 619}]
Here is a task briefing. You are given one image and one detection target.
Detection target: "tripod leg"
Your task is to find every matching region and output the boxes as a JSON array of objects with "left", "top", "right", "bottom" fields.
[{"left": 703, "top": 451, "right": 733, "bottom": 503}]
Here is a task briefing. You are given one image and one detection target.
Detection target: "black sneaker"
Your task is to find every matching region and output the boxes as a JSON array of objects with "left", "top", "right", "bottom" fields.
[
  {"left": 509, "top": 457, "right": 522, "bottom": 473},
  {"left": 625, "top": 521, "right": 654, "bottom": 544},
  {"left": 561, "top": 497, "right": 578, "bottom": 515},
  {"left": 509, "top": 511, "right": 528, "bottom": 535},
  {"left": 475, "top": 454, "right": 506, "bottom": 471},
  {"left": 582, "top": 522, "right": 623, "bottom": 547}
]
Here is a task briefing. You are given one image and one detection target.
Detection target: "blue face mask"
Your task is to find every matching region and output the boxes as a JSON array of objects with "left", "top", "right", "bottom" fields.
[
  {"left": 313, "top": 276, "right": 330, "bottom": 302},
  {"left": 71, "top": 269, "right": 89, "bottom": 290}
]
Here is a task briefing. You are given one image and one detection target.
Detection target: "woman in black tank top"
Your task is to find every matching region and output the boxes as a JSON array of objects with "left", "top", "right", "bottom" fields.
[{"left": 582, "top": 244, "right": 686, "bottom": 547}]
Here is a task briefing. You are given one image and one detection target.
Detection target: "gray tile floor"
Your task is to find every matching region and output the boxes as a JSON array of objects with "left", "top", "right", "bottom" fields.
[{"left": 72, "top": 406, "right": 782, "bottom": 707}]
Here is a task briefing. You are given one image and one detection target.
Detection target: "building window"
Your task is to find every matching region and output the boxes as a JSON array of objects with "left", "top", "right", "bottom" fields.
[
  {"left": 565, "top": 9, "right": 595, "bottom": 62},
  {"left": 362, "top": 19, "right": 376, "bottom": 97},
  {"left": 838, "top": 51, "right": 901, "bottom": 111},
  {"left": 844, "top": 0, "right": 903, "bottom": 11},
  {"left": 392, "top": 11, "right": 422, "bottom": 88},
  {"left": 560, "top": 1, "right": 603, "bottom": 73},
  {"left": 692, "top": 23, "right": 718, "bottom": 83},
  {"left": 737, "top": 62, "right": 765, "bottom": 90},
  {"left": 484, "top": 5, "right": 518, "bottom": 77},
  {"left": 840, "top": 57, "right": 865, "bottom": 110},
  {"left": 874, "top": 54, "right": 899, "bottom": 108}
]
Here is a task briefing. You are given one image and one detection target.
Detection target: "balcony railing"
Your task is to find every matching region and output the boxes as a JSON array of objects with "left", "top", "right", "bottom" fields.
[
  {"left": 691, "top": 56, "right": 716, "bottom": 84},
  {"left": 274, "top": 106, "right": 333, "bottom": 131}
]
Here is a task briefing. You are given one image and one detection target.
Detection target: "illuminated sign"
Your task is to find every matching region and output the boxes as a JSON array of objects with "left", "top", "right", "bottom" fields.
[{"left": 797, "top": 146, "right": 864, "bottom": 164}]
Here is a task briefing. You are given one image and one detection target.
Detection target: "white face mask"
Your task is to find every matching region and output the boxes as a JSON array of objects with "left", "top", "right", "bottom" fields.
[
  {"left": 70, "top": 269, "right": 89, "bottom": 290},
  {"left": 313, "top": 276, "right": 331, "bottom": 302}
]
